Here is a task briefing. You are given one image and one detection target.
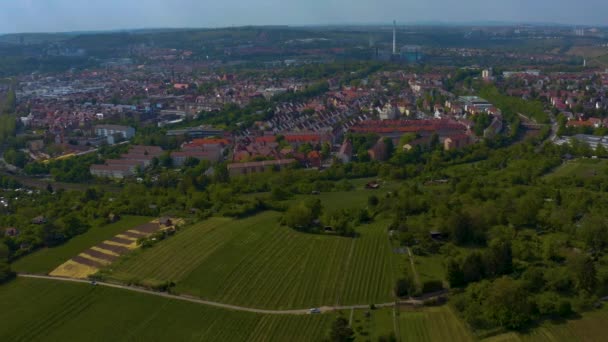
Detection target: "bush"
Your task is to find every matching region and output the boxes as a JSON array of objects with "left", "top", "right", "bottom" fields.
[
  {"left": 558, "top": 300, "right": 573, "bottom": 317},
  {"left": 139, "top": 279, "right": 175, "bottom": 292},
  {"left": 422, "top": 280, "right": 444, "bottom": 294},
  {"left": 395, "top": 278, "right": 410, "bottom": 297},
  {"left": 0, "top": 262, "right": 15, "bottom": 284}
]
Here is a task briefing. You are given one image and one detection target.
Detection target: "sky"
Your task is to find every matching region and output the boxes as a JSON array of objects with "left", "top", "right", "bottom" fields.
[{"left": 0, "top": 0, "right": 606, "bottom": 34}]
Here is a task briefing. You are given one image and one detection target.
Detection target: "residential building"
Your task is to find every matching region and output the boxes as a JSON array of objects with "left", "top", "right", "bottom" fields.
[
  {"left": 227, "top": 159, "right": 296, "bottom": 177},
  {"left": 94, "top": 124, "right": 135, "bottom": 144}
]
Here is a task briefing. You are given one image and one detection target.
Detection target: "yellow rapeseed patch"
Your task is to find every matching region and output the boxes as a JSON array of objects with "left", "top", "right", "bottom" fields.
[
  {"left": 50, "top": 260, "right": 99, "bottom": 279},
  {"left": 115, "top": 234, "right": 137, "bottom": 242},
  {"left": 104, "top": 240, "right": 137, "bottom": 249},
  {"left": 91, "top": 246, "right": 120, "bottom": 257}
]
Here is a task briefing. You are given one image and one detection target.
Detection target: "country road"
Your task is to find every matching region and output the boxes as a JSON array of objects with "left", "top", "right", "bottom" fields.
[{"left": 17, "top": 274, "right": 400, "bottom": 315}]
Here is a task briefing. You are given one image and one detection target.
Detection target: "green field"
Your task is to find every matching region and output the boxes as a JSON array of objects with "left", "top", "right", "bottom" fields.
[
  {"left": 292, "top": 190, "right": 374, "bottom": 211},
  {"left": 482, "top": 306, "right": 608, "bottom": 342},
  {"left": 12, "top": 216, "right": 151, "bottom": 274},
  {"left": 414, "top": 254, "right": 446, "bottom": 284},
  {"left": 351, "top": 305, "right": 473, "bottom": 341},
  {"left": 278, "top": 178, "right": 399, "bottom": 212},
  {"left": 399, "top": 306, "right": 473, "bottom": 341},
  {"left": 0, "top": 278, "right": 333, "bottom": 342},
  {"left": 544, "top": 159, "right": 608, "bottom": 180},
  {"left": 104, "top": 211, "right": 401, "bottom": 309}
]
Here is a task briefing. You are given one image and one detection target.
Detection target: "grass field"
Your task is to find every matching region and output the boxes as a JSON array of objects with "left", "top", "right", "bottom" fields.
[
  {"left": 0, "top": 278, "right": 333, "bottom": 342},
  {"left": 482, "top": 306, "right": 608, "bottom": 342},
  {"left": 104, "top": 211, "right": 401, "bottom": 309},
  {"left": 351, "top": 306, "right": 397, "bottom": 340},
  {"left": 12, "top": 216, "right": 151, "bottom": 274},
  {"left": 289, "top": 180, "right": 398, "bottom": 212},
  {"left": 291, "top": 190, "right": 375, "bottom": 211},
  {"left": 399, "top": 306, "right": 473, "bottom": 341},
  {"left": 414, "top": 254, "right": 446, "bottom": 284},
  {"left": 351, "top": 305, "right": 473, "bottom": 341},
  {"left": 544, "top": 159, "right": 608, "bottom": 180}
]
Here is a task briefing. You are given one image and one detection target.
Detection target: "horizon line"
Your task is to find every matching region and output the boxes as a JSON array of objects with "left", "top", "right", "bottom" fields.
[{"left": 1, "top": 20, "right": 607, "bottom": 36}]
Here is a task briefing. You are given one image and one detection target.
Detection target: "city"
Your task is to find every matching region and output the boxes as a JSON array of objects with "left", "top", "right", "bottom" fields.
[{"left": 1, "top": 2, "right": 608, "bottom": 341}]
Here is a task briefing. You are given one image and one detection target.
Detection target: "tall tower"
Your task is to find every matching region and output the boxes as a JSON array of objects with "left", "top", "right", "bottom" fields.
[{"left": 392, "top": 20, "right": 397, "bottom": 55}]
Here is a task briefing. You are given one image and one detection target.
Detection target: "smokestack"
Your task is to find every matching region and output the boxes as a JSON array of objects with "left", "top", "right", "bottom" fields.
[{"left": 392, "top": 20, "right": 397, "bottom": 55}]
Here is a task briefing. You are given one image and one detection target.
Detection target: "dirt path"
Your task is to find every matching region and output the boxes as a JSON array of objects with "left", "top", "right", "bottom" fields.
[
  {"left": 406, "top": 247, "right": 421, "bottom": 288},
  {"left": 18, "top": 273, "right": 402, "bottom": 315}
]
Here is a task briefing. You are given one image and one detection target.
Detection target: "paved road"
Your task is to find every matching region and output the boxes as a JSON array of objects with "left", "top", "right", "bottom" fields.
[{"left": 17, "top": 274, "right": 400, "bottom": 315}]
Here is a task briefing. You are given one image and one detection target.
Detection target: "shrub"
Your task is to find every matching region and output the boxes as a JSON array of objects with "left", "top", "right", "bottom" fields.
[
  {"left": 422, "top": 280, "right": 444, "bottom": 294},
  {"left": 395, "top": 278, "right": 410, "bottom": 297}
]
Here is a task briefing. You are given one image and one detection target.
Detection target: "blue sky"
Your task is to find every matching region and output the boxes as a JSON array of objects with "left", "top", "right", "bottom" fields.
[{"left": 0, "top": 0, "right": 605, "bottom": 34}]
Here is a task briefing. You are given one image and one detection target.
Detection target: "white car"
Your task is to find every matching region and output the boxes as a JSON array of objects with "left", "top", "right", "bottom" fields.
[{"left": 309, "top": 308, "right": 321, "bottom": 314}]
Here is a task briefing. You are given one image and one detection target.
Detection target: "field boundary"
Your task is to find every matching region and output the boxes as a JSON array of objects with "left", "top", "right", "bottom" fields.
[{"left": 17, "top": 274, "right": 433, "bottom": 315}]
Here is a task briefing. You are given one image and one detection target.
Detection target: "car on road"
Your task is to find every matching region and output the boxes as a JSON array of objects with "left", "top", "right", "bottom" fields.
[
  {"left": 309, "top": 308, "right": 321, "bottom": 314},
  {"left": 90, "top": 280, "right": 97, "bottom": 286}
]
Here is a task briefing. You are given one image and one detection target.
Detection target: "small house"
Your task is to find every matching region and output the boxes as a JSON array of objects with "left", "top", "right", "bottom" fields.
[
  {"left": 365, "top": 181, "right": 380, "bottom": 190},
  {"left": 108, "top": 213, "right": 120, "bottom": 223},
  {"left": 429, "top": 231, "right": 444, "bottom": 240},
  {"left": 32, "top": 216, "right": 47, "bottom": 225},
  {"left": 159, "top": 217, "right": 173, "bottom": 227},
  {"left": 4, "top": 227, "right": 19, "bottom": 237}
]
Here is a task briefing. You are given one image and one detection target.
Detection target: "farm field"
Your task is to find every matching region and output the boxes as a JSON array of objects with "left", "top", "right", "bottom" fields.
[
  {"left": 0, "top": 277, "right": 333, "bottom": 342},
  {"left": 12, "top": 216, "right": 151, "bottom": 274},
  {"left": 104, "top": 211, "right": 401, "bottom": 309}
]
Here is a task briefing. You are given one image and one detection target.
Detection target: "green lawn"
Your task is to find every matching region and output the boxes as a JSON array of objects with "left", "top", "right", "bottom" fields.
[
  {"left": 351, "top": 306, "right": 398, "bottom": 340},
  {"left": 104, "top": 211, "right": 401, "bottom": 309},
  {"left": 0, "top": 278, "right": 333, "bottom": 342},
  {"left": 292, "top": 190, "right": 373, "bottom": 211},
  {"left": 12, "top": 216, "right": 151, "bottom": 274},
  {"left": 351, "top": 305, "right": 473, "bottom": 341},
  {"left": 414, "top": 255, "right": 446, "bottom": 284},
  {"left": 483, "top": 306, "right": 608, "bottom": 342},
  {"left": 544, "top": 159, "right": 608, "bottom": 180},
  {"left": 285, "top": 178, "right": 399, "bottom": 212},
  {"left": 399, "top": 306, "right": 473, "bottom": 342}
]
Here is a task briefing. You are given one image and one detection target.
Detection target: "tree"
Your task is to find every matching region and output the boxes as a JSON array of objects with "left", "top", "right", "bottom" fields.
[
  {"left": 284, "top": 203, "right": 314, "bottom": 229},
  {"left": 4, "top": 149, "right": 27, "bottom": 168},
  {"left": 159, "top": 153, "right": 173, "bottom": 168},
  {"left": 462, "top": 252, "right": 485, "bottom": 283},
  {"left": 213, "top": 163, "right": 229, "bottom": 183},
  {"left": 485, "top": 238, "right": 513, "bottom": 277},
  {"left": 321, "top": 142, "right": 331, "bottom": 158},
  {"left": 446, "top": 258, "right": 466, "bottom": 288},
  {"left": 395, "top": 278, "right": 412, "bottom": 297},
  {"left": 183, "top": 157, "right": 200, "bottom": 168},
  {"left": 486, "top": 277, "right": 534, "bottom": 330},
  {"left": 368, "top": 195, "right": 379, "bottom": 207},
  {"left": 383, "top": 138, "right": 395, "bottom": 159},
  {"left": 329, "top": 317, "right": 354, "bottom": 342},
  {"left": 0, "top": 262, "right": 15, "bottom": 284},
  {"left": 429, "top": 133, "right": 440, "bottom": 150},
  {"left": 579, "top": 215, "right": 608, "bottom": 254},
  {"left": 303, "top": 198, "right": 323, "bottom": 219},
  {"left": 568, "top": 254, "right": 597, "bottom": 293},
  {"left": 271, "top": 186, "right": 290, "bottom": 201}
]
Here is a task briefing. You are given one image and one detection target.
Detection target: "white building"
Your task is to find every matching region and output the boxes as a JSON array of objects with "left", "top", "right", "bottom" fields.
[{"left": 94, "top": 125, "right": 135, "bottom": 145}]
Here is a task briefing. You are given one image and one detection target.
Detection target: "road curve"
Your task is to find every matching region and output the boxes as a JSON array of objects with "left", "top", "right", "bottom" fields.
[{"left": 17, "top": 274, "right": 399, "bottom": 315}]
